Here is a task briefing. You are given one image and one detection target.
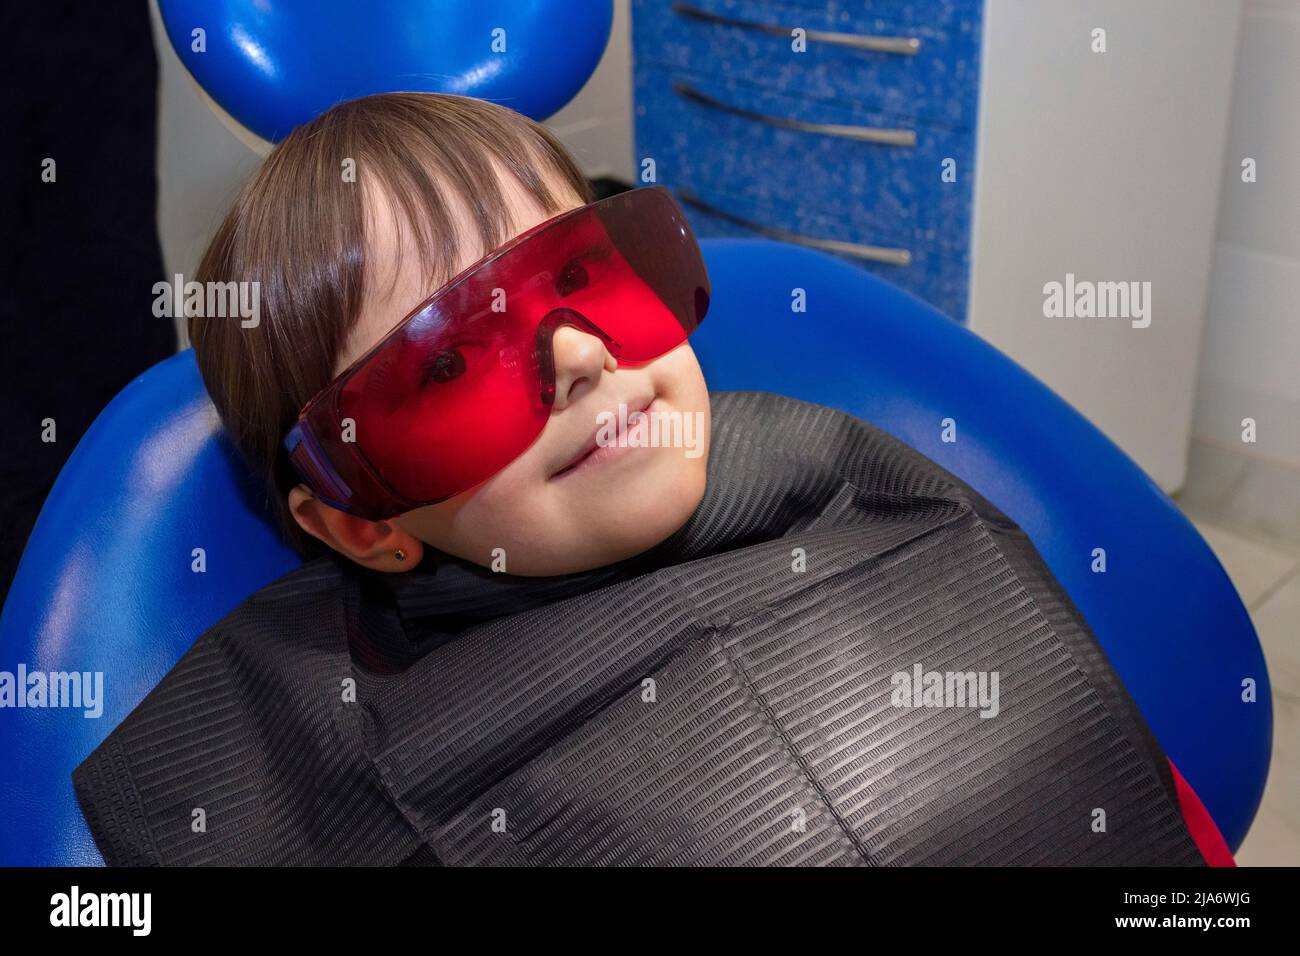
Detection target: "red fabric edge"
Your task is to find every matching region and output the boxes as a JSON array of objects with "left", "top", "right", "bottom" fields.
[{"left": 1168, "top": 758, "right": 1235, "bottom": 866}]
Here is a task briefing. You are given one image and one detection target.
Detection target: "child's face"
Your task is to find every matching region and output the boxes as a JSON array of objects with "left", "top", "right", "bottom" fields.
[{"left": 289, "top": 166, "right": 711, "bottom": 575}]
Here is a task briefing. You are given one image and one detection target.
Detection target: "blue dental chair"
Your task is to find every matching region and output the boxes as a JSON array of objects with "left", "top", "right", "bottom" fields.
[
  {"left": 0, "top": 0, "right": 1270, "bottom": 865},
  {"left": 0, "top": 237, "right": 1272, "bottom": 865}
]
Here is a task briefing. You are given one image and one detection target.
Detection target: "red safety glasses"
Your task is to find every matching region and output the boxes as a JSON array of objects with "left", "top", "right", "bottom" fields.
[{"left": 284, "top": 185, "right": 710, "bottom": 519}]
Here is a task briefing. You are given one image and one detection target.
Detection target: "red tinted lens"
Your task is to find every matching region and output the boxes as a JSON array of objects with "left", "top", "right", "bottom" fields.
[{"left": 324, "top": 186, "right": 709, "bottom": 506}]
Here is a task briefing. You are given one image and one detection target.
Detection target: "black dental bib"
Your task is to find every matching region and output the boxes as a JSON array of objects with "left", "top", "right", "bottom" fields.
[{"left": 74, "top": 392, "right": 1203, "bottom": 866}]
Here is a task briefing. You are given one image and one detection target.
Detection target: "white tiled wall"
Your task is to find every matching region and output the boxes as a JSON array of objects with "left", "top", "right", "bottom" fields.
[{"left": 1192, "top": 0, "right": 1300, "bottom": 473}]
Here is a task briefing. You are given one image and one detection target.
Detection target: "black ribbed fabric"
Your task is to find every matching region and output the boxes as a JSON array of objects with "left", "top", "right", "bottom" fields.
[{"left": 73, "top": 391, "right": 1203, "bottom": 866}]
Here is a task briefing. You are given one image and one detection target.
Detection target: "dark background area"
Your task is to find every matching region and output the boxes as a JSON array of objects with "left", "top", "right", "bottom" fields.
[{"left": 0, "top": 1, "right": 177, "bottom": 606}]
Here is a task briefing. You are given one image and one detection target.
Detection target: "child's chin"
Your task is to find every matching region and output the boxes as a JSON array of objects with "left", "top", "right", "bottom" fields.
[{"left": 518, "top": 469, "right": 706, "bottom": 576}]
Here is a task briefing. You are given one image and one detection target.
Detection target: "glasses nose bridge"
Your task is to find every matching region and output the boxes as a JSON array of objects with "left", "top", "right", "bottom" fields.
[{"left": 534, "top": 307, "right": 619, "bottom": 405}]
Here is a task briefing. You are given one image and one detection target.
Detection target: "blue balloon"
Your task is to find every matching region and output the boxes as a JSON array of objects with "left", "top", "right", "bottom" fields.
[{"left": 158, "top": 0, "right": 614, "bottom": 140}]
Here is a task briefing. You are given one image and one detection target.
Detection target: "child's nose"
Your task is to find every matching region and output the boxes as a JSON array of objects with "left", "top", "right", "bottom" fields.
[{"left": 549, "top": 325, "right": 617, "bottom": 410}]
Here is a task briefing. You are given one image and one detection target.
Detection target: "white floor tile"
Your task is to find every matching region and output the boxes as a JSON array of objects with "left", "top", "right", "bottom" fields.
[
  {"left": 1181, "top": 513, "right": 1300, "bottom": 864},
  {"left": 1253, "top": 571, "right": 1300, "bottom": 702},
  {"left": 1235, "top": 691, "right": 1300, "bottom": 866},
  {"left": 1188, "top": 518, "right": 1300, "bottom": 609}
]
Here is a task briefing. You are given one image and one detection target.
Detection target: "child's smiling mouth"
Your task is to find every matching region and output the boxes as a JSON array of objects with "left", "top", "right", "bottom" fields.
[{"left": 548, "top": 396, "right": 657, "bottom": 481}]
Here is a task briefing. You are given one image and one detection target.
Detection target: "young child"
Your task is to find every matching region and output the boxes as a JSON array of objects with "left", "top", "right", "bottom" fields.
[
  {"left": 72, "top": 92, "right": 1219, "bottom": 867},
  {"left": 190, "top": 92, "right": 710, "bottom": 577}
]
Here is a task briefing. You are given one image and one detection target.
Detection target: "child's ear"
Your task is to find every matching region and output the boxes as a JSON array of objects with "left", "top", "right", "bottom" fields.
[{"left": 287, "top": 485, "right": 424, "bottom": 571}]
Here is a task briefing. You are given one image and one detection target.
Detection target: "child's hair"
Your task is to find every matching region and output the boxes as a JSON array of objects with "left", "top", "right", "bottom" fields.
[{"left": 189, "top": 92, "right": 593, "bottom": 558}]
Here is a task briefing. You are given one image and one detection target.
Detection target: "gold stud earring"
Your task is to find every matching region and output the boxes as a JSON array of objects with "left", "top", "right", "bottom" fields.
[{"left": 394, "top": 548, "right": 407, "bottom": 562}]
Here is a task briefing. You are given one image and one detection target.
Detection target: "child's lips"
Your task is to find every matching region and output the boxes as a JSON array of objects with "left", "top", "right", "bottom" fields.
[{"left": 549, "top": 397, "right": 656, "bottom": 481}]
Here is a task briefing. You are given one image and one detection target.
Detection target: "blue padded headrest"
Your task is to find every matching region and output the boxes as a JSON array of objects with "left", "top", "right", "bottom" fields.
[{"left": 157, "top": 0, "right": 615, "bottom": 140}]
